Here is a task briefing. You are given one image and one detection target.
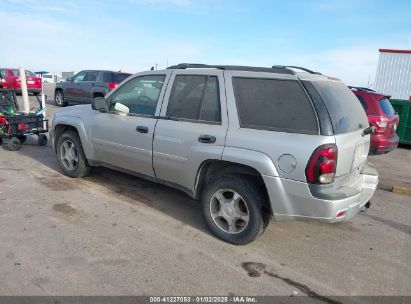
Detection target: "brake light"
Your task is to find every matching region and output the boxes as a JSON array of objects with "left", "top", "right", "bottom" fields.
[
  {"left": 306, "top": 144, "right": 338, "bottom": 184},
  {"left": 108, "top": 82, "right": 118, "bottom": 90},
  {"left": 1, "top": 78, "right": 6, "bottom": 88},
  {"left": 18, "top": 123, "right": 29, "bottom": 131},
  {"left": 375, "top": 121, "right": 387, "bottom": 128},
  {"left": 369, "top": 116, "right": 388, "bottom": 133}
]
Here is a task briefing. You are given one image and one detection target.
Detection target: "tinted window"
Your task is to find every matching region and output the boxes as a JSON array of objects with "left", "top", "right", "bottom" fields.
[
  {"left": 355, "top": 95, "right": 368, "bottom": 111},
  {"left": 102, "top": 72, "right": 113, "bottom": 82},
  {"left": 113, "top": 73, "right": 131, "bottom": 83},
  {"left": 233, "top": 78, "right": 318, "bottom": 134},
  {"left": 83, "top": 71, "right": 99, "bottom": 81},
  {"left": 103, "top": 72, "right": 130, "bottom": 83},
  {"left": 0, "top": 69, "right": 6, "bottom": 77},
  {"left": 109, "top": 75, "right": 165, "bottom": 116},
  {"left": 166, "top": 75, "right": 221, "bottom": 123},
  {"left": 379, "top": 98, "right": 395, "bottom": 116},
  {"left": 311, "top": 81, "right": 368, "bottom": 134}
]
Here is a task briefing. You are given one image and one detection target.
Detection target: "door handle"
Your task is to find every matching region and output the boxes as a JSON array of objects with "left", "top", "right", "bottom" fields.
[
  {"left": 198, "top": 135, "right": 216, "bottom": 143},
  {"left": 136, "top": 126, "right": 149, "bottom": 133}
]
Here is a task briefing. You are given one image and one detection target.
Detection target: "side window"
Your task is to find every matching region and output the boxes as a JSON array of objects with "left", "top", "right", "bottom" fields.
[
  {"left": 108, "top": 75, "right": 165, "bottom": 116},
  {"left": 233, "top": 77, "right": 318, "bottom": 134},
  {"left": 355, "top": 95, "right": 368, "bottom": 111},
  {"left": 83, "top": 71, "right": 99, "bottom": 82},
  {"left": 103, "top": 72, "right": 113, "bottom": 83},
  {"left": 0, "top": 69, "right": 7, "bottom": 77},
  {"left": 166, "top": 75, "right": 221, "bottom": 123},
  {"left": 72, "top": 71, "right": 86, "bottom": 82}
]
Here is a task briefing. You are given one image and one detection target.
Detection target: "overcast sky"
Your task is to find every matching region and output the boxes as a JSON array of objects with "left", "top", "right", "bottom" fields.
[{"left": 1, "top": 0, "right": 410, "bottom": 87}]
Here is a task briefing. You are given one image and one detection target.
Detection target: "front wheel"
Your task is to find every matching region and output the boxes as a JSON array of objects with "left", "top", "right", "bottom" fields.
[
  {"left": 201, "top": 176, "right": 268, "bottom": 245},
  {"left": 56, "top": 131, "right": 90, "bottom": 177},
  {"left": 54, "top": 90, "right": 68, "bottom": 107}
]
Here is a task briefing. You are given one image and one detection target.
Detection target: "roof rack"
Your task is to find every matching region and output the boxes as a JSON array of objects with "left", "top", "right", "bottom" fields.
[
  {"left": 167, "top": 63, "right": 295, "bottom": 75},
  {"left": 348, "top": 86, "right": 376, "bottom": 92},
  {"left": 281, "top": 66, "right": 322, "bottom": 75}
]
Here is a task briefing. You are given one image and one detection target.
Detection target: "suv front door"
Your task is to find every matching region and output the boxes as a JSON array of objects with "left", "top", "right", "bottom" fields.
[
  {"left": 89, "top": 71, "right": 171, "bottom": 177},
  {"left": 153, "top": 70, "right": 228, "bottom": 192}
]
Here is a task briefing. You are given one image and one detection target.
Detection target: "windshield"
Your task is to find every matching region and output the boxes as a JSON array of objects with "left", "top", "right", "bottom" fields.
[
  {"left": 379, "top": 98, "right": 396, "bottom": 116},
  {"left": 310, "top": 80, "right": 369, "bottom": 134}
]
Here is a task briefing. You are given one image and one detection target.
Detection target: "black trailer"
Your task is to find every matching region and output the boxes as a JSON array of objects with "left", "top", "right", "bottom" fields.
[{"left": 0, "top": 89, "right": 48, "bottom": 151}]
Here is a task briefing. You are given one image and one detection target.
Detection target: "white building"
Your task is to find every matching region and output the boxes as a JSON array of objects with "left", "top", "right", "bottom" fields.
[{"left": 374, "top": 49, "right": 411, "bottom": 100}]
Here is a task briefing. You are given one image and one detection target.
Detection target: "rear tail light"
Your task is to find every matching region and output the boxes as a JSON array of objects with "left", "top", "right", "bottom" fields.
[
  {"left": 375, "top": 121, "right": 387, "bottom": 128},
  {"left": 369, "top": 116, "right": 388, "bottom": 132},
  {"left": 18, "top": 123, "right": 29, "bottom": 131},
  {"left": 1, "top": 78, "right": 6, "bottom": 88},
  {"left": 108, "top": 82, "right": 118, "bottom": 90},
  {"left": 305, "top": 144, "right": 338, "bottom": 184}
]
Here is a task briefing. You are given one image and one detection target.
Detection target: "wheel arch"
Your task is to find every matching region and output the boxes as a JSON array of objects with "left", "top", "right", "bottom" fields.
[
  {"left": 194, "top": 159, "right": 273, "bottom": 216},
  {"left": 52, "top": 118, "right": 94, "bottom": 160}
]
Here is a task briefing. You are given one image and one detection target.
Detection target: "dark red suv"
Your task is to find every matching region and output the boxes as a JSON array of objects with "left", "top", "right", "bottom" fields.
[{"left": 350, "top": 86, "right": 399, "bottom": 155}]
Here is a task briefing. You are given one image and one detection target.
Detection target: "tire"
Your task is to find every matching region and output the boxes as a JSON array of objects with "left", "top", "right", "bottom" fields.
[
  {"left": 38, "top": 134, "right": 48, "bottom": 146},
  {"left": 5, "top": 137, "right": 22, "bottom": 151},
  {"left": 201, "top": 175, "right": 268, "bottom": 245},
  {"left": 54, "top": 90, "right": 68, "bottom": 107},
  {"left": 17, "top": 135, "right": 27, "bottom": 144},
  {"left": 56, "top": 131, "right": 90, "bottom": 178}
]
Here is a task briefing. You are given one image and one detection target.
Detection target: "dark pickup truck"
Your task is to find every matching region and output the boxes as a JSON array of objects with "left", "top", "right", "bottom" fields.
[{"left": 54, "top": 70, "right": 131, "bottom": 106}]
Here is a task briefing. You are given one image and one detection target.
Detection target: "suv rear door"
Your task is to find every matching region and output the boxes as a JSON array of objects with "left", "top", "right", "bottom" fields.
[
  {"left": 79, "top": 71, "right": 100, "bottom": 102},
  {"left": 153, "top": 70, "right": 228, "bottom": 192},
  {"left": 307, "top": 79, "right": 370, "bottom": 182}
]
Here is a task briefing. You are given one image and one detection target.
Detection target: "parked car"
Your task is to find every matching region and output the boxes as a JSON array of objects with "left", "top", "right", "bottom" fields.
[
  {"left": 0, "top": 68, "right": 42, "bottom": 95},
  {"left": 41, "top": 73, "right": 62, "bottom": 84},
  {"left": 50, "top": 64, "right": 378, "bottom": 244},
  {"left": 54, "top": 70, "right": 131, "bottom": 106},
  {"left": 350, "top": 86, "right": 399, "bottom": 154}
]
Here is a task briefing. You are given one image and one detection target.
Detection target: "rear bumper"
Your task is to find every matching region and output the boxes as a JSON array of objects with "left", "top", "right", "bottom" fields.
[
  {"left": 263, "top": 162, "right": 378, "bottom": 222},
  {"left": 370, "top": 133, "right": 399, "bottom": 154},
  {"left": 14, "top": 88, "right": 42, "bottom": 94}
]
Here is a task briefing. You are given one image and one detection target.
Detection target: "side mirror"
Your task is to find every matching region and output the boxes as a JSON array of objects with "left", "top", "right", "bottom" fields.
[
  {"left": 92, "top": 97, "right": 107, "bottom": 111},
  {"left": 66, "top": 77, "right": 73, "bottom": 82}
]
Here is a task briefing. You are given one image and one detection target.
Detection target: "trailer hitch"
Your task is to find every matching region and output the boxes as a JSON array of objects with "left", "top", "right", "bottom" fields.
[{"left": 361, "top": 201, "right": 372, "bottom": 212}]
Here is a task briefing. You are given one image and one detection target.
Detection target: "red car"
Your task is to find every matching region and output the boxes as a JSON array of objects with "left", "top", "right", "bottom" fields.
[
  {"left": 350, "top": 86, "right": 399, "bottom": 155},
  {"left": 0, "top": 68, "right": 42, "bottom": 95}
]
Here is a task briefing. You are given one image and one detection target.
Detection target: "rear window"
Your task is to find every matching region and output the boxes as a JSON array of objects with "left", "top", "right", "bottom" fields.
[
  {"left": 310, "top": 81, "right": 368, "bottom": 134},
  {"left": 232, "top": 77, "right": 318, "bottom": 134},
  {"left": 103, "top": 72, "right": 130, "bottom": 83},
  {"left": 113, "top": 73, "right": 130, "bottom": 83},
  {"left": 11, "top": 70, "right": 36, "bottom": 77},
  {"left": 379, "top": 98, "right": 395, "bottom": 116}
]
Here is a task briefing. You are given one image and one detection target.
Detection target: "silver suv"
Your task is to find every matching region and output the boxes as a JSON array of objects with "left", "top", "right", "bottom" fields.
[{"left": 50, "top": 64, "right": 378, "bottom": 244}]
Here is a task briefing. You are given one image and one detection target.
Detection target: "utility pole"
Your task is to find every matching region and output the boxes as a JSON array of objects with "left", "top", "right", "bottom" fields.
[{"left": 19, "top": 67, "right": 30, "bottom": 113}]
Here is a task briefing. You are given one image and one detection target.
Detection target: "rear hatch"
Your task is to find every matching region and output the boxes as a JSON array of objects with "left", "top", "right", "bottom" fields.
[
  {"left": 11, "top": 69, "right": 41, "bottom": 89},
  {"left": 377, "top": 97, "right": 399, "bottom": 136},
  {"left": 309, "top": 79, "right": 370, "bottom": 184}
]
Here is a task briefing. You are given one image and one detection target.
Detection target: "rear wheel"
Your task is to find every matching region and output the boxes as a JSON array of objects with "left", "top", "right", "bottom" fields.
[
  {"left": 201, "top": 175, "right": 268, "bottom": 245},
  {"left": 55, "top": 90, "right": 68, "bottom": 107},
  {"left": 5, "top": 137, "right": 22, "bottom": 151},
  {"left": 38, "top": 134, "right": 48, "bottom": 146},
  {"left": 56, "top": 131, "right": 90, "bottom": 177}
]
